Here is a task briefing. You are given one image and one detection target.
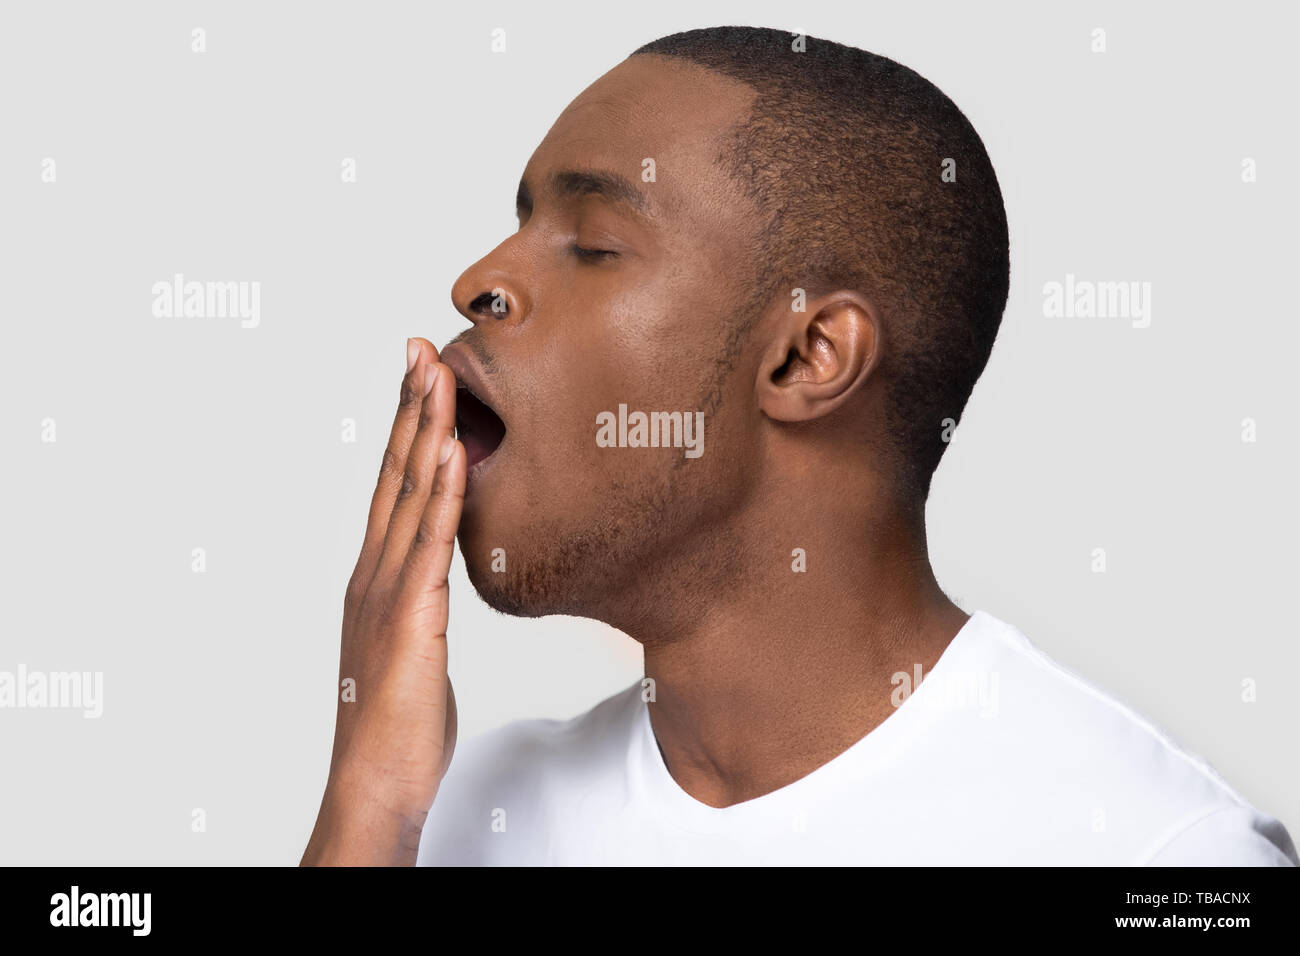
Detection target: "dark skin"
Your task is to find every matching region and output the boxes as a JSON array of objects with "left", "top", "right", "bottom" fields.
[{"left": 303, "top": 54, "right": 967, "bottom": 865}]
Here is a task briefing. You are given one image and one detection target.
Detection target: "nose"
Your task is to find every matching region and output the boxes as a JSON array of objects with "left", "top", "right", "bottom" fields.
[{"left": 451, "top": 250, "right": 530, "bottom": 327}]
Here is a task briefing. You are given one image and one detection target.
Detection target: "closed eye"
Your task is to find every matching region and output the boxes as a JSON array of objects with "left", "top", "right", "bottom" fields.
[{"left": 570, "top": 244, "right": 618, "bottom": 261}]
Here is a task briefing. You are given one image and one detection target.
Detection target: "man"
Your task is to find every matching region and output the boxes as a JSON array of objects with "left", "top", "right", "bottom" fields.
[{"left": 301, "top": 26, "right": 1296, "bottom": 866}]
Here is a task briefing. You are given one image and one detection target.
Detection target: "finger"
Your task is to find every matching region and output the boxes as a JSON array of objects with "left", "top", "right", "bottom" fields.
[
  {"left": 375, "top": 360, "right": 457, "bottom": 582},
  {"left": 350, "top": 339, "right": 438, "bottom": 595},
  {"left": 400, "top": 437, "right": 466, "bottom": 634}
]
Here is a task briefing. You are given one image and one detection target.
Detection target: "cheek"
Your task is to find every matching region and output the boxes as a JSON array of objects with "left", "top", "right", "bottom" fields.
[{"left": 502, "top": 266, "right": 740, "bottom": 489}]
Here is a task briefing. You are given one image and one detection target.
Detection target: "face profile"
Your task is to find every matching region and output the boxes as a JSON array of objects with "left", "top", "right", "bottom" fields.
[
  {"left": 441, "top": 53, "right": 773, "bottom": 623},
  {"left": 440, "top": 29, "right": 1008, "bottom": 635}
]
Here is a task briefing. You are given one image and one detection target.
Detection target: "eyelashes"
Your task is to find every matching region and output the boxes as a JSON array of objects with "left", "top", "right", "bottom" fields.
[{"left": 570, "top": 244, "right": 618, "bottom": 262}]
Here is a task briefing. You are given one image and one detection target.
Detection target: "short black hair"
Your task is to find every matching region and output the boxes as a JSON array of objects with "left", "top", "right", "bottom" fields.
[{"left": 632, "top": 26, "right": 1010, "bottom": 502}]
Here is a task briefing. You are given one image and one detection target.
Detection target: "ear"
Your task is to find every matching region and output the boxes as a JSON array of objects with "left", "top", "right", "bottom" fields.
[{"left": 756, "top": 291, "right": 882, "bottom": 423}]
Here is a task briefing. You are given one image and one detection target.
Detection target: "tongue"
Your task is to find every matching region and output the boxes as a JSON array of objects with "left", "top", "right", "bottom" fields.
[
  {"left": 456, "top": 388, "right": 506, "bottom": 469},
  {"left": 462, "top": 429, "right": 496, "bottom": 469}
]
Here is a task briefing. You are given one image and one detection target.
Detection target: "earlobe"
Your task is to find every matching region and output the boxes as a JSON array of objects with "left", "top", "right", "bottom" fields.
[{"left": 757, "top": 292, "right": 880, "bottom": 423}]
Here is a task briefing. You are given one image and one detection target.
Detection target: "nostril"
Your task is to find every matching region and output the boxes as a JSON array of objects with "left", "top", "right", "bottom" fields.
[{"left": 469, "top": 289, "right": 509, "bottom": 318}]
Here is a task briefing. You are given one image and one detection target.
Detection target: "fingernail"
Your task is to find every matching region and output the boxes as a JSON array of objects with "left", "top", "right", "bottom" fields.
[
  {"left": 406, "top": 338, "right": 420, "bottom": 371},
  {"left": 422, "top": 363, "right": 440, "bottom": 396},
  {"left": 438, "top": 434, "right": 455, "bottom": 465}
]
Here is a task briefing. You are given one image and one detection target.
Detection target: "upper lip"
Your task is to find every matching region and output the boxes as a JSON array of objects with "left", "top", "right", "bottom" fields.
[{"left": 439, "top": 343, "right": 505, "bottom": 424}]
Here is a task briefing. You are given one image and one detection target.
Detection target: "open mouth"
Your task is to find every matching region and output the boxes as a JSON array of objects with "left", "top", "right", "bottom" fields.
[{"left": 454, "top": 385, "right": 506, "bottom": 471}]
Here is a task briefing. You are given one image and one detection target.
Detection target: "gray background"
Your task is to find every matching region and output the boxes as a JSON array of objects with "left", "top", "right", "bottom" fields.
[{"left": 1, "top": 0, "right": 1295, "bottom": 864}]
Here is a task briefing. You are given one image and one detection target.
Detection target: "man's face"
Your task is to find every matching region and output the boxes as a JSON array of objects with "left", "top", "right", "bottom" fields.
[{"left": 441, "top": 55, "right": 768, "bottom": 623}]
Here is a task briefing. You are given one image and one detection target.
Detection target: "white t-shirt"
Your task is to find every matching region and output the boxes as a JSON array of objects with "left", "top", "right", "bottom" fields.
[{"left": 416, "top": 610, "right": 1297, "bottom": 865}]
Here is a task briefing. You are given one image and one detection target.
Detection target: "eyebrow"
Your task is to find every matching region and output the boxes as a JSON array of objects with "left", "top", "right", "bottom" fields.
[{"left": 516, "top": 169, "right": 651, "bottom": 221}]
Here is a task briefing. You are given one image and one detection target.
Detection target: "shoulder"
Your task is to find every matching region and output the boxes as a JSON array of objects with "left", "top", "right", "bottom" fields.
[
  {"left": 1143, "top": 804, "right": 1297, "bottom": 865},
  {"left": 415, "top": 680, "right": 643, "bottom": 865},
  {"left": 947, "top": 612, "right": 1296, "bottom": 865}
]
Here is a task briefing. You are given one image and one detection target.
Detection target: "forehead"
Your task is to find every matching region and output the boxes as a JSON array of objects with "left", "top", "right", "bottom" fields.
[{"left": 522, "top": 55, "right": 759, "bottom": 228}]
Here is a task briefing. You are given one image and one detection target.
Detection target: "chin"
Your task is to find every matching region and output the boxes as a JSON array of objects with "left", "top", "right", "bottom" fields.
[
  {"left": 457, "top": 530, "right": 617, "bottom": 621},
  {"left": 464, "top": 567, "right": 546, "bottom": 617},
  {"left": 460, "top": 540, "right": 561, "bottom": 619}
]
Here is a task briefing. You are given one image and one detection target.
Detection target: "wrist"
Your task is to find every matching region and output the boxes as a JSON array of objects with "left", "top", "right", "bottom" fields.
[{"left": 302, "top": 783, "right": 428, "bottom": 866}]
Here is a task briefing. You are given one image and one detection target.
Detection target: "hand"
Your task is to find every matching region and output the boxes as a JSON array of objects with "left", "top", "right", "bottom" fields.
[{"left": 302, "top": 337, "right": 466, "bottom": 866}]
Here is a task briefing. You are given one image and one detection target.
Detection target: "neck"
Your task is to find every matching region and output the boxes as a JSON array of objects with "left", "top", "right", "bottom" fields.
[{"left": 608, "top": 484, "right": 968, "bottom": 809}]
